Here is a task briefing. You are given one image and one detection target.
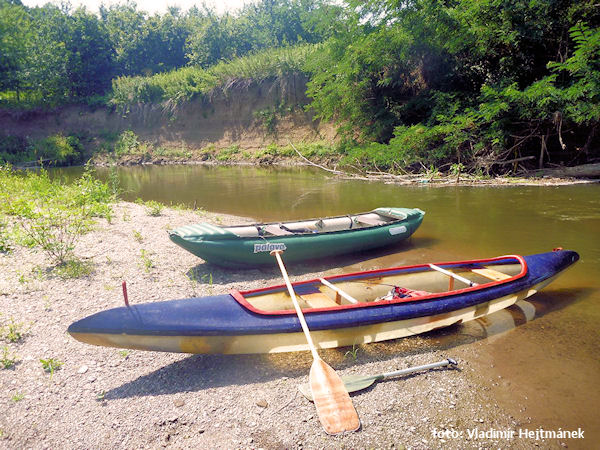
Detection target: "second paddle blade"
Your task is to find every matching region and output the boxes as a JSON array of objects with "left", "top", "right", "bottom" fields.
[{"left": 310, "top": 358, "right": 361, "bottom": 435}]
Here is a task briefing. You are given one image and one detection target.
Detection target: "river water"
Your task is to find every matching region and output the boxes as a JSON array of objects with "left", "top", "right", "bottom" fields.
[{"left": 54, "top": 164, "right": 600, "bottom": 445}]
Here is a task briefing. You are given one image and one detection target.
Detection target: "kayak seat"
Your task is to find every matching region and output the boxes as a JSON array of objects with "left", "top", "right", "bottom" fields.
[
  {"left": 355, "top": 216, "right": 387, "bottom": 227},
  {"left": 263, "top": 224, "right": 294, "bottom": 236},
  {"left": 301, "top": 293, "right": 339, "bottom": 309},
  {"left": 295, "top": 284, "right": 339, "bottom": 308}
]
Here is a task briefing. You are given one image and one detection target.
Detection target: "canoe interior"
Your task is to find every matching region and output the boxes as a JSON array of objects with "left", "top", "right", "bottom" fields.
[
  {"left": 239, "top": 261, "right": 523, "bottom": 313},
  {"left": 224, "top": 208, "right": 407, "bottom": 237}
]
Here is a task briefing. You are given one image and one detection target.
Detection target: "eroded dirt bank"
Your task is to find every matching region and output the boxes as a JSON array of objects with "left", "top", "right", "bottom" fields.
[
  {"left": 0, "top": 202, "right": 581, "bottom": 449},
  {"left": 0, "top": 78, "right": 336, "bottom": 153}
]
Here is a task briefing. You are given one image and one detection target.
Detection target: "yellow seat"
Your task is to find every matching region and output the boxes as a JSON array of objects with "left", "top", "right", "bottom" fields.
[
  {"left": 301, "top": 293, "right": 339, "bottom": 309},
  {"left": 471, "top": 268, "right": 511, "bottom": 281}
]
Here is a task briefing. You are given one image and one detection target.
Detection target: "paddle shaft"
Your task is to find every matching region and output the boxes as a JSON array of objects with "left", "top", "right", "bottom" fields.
[
  {"left": 271, "top": 250, "right": 320, "bottom": 360},
  {"left": 271, "top": 249, "right": 360, "bottom": 434},
  {"left": 379, "top": 358, "right": 457, "bottom": 380}
]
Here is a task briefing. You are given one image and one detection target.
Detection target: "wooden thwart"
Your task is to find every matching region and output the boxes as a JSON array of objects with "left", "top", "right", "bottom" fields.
[{"left": 471, "top": 267, "right": 511, "bottom": 281}]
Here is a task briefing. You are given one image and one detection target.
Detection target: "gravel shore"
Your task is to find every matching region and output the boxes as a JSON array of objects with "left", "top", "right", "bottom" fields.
[{"left": 0, "top": 202, "right": 561, "bottom": 449}]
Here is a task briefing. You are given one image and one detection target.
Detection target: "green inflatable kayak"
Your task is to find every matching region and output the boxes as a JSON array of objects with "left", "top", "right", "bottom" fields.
[{"left": 168, "top": 207, "right": 425, "bottom": 268}]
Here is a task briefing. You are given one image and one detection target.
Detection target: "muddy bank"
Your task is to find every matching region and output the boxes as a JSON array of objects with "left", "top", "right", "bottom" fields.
[{"left": 0, "top": 202, "right": 580, "bottom": 449}]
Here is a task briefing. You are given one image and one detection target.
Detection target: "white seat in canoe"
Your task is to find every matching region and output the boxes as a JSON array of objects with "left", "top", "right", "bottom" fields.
[
  {"left": 355, "top": 216, "right": 387, "bottom": 226},
  {"left": 263, "top": 225, "right": 294, "bottom": 236}
]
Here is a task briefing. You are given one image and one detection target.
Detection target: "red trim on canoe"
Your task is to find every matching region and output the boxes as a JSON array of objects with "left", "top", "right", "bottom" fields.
[{"left": 230, "top": 255, "right": 528, "bottom": 316}]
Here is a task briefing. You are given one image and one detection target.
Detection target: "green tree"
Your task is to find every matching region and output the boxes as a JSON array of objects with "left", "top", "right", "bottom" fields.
[
  {"left": 0, "top": 0, "right": 32, "bottom": 97},
  {"left": 26, "top": 4, "right": 71, "bottom": 103},
  {"left": 100, "top": 2, "right": 149, "bottom": 75},
  {"left": 66, "top": 8, "right": 115, "bottom": 97}
]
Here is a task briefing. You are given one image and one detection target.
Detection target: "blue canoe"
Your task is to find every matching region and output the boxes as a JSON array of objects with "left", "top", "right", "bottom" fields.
[{"left": 68, "top": 249, "right": 578, "bottom": 354}]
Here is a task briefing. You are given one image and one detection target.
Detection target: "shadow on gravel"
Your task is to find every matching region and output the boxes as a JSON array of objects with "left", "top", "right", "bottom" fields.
[
  {"left": 184, "top": 236, "right": 439, "bottom": 286},
  {"left": 103, "top": 287, "right": 585, "bottom": 400}
]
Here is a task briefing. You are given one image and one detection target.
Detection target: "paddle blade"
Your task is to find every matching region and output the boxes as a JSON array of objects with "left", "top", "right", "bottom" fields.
[
  {"left": 310, "top": 359, "right": 360, "bottom": 434},
  {"left": 300, "top": 374, "right": 380, "bottom": 401}
]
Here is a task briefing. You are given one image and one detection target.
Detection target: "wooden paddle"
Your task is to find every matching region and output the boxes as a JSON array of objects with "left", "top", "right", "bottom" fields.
[
  {"left": 271, "top": 250, "right": 360, "bottom": 435},
  {"left": 298, "top": 358, "right": 458, "bottom": 401}
]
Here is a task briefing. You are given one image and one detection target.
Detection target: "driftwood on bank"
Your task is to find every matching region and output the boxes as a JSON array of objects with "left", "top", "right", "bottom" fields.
[
  {"left": 286, "top": 141, "right": 599, "bottom": 182},
  {"left": 525, "top": 163, "right": 600, "bottom": 178}
]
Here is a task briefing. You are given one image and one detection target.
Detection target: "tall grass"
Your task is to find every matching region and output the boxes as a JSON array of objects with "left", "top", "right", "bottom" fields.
[{"left": 110, "top": 44, "right": 319, "bottom": 109}]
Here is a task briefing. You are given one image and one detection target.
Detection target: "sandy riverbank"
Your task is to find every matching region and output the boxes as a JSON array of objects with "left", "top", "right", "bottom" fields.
[{"left": 0, "top": 202, "right": 569, "bottom": 449}]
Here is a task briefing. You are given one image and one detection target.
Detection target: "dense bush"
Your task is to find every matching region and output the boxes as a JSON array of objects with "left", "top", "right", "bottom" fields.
[
  {"left": 307, "top": 0, "right": 599, "bottom": 172},
  {"left": 0, "top": 134, "right": 85, "bottom": 166}
]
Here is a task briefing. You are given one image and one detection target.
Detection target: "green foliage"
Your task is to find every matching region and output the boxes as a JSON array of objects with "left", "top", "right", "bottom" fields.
[
  {"left": 1, "top": 317, "right": 28, "bottom": 343},
  {"left": 153, "top": 147, "right": 193, "bottom": 159},
  {"left": 1, "top": 346, "right": 18, "bottom": 369},
  {"left": 114, "top": 130, "right": 141, "bottom": 157},
  {"left": 136, "top": 199, "right": 164, "bottom": 216},
  {"left": 0, "top": 164, "right": 115, "bottom": 264},
  {"left": 255, "top": 108, "right": 278, "bottom": 135},
  {"left": 54, "top": 258, "right": 94, "bottom": 279},
  {"left": 139, "top": 249, "right": 154, "bottom": 272},
  {"left": 40, "top": 357, "right": 63, "bottom": 378},
  {"left": 344, "top": 343, "right": 359, "bottom": 361},
  {"left": 215, "top": 145, "right": 240, "bottom": 162},
  {"left": 1, "top": 0, "right": 598, "bottom": 171},
  {"left": 0, "top": 217, "right": 12, "bottom": 253},
  {"left": 0, "top": 134, "right": 84, "bottom": 166},
  {"left": 547, "top": 23, "right": 600, "bottom": 126},
  {"left": 145, "top": 200, "right": 164, "bottom": 216},
  {"left": 30, "top": 134, "right": 84, "bottom": 165},
  {"left": 110, "top": 44, "right": 317, "bottom": 108},
  {"left": 0, "top": 135, "right": 27, "bottom": 164},
  {"left": 307, "top": 1, "right": 600, "bottom": 171},
  {"left": 11, "top": 392, "right": 25, "bottom": 402},
  {"left": 2, "top": 0, "right": 337, "bottom": 108}
]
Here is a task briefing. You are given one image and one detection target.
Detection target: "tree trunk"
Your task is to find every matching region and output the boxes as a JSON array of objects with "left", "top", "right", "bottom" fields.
[{"left": 526, "top": 163, "right": 600, "bottom": 178}]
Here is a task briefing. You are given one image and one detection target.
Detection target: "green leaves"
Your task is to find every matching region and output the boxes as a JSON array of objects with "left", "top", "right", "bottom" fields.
[
  {"left": 110, "top": 44, "right": 316, "bottom": 108},
  {"left": 0, "top": 165, "right": 115, "bottom": 264}
]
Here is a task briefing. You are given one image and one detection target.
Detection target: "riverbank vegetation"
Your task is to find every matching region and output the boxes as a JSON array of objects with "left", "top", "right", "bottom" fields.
[
  {"left": 1, "top": 0, "right": 598, "bottom": 175},
  {"left": 0, "top": 164, "right": 116, "bottom": 267}
]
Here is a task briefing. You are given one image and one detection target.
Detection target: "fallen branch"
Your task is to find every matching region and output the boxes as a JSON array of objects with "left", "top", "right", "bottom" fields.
[
  {"left": 494, "top": 155, "right": 537, "bottom": 165},
  {"left": 287, "top": 141, "right": 346, "bottom": 175},
  {"left": 524, "top": 163, "right": 600, "bottom": 178}
]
